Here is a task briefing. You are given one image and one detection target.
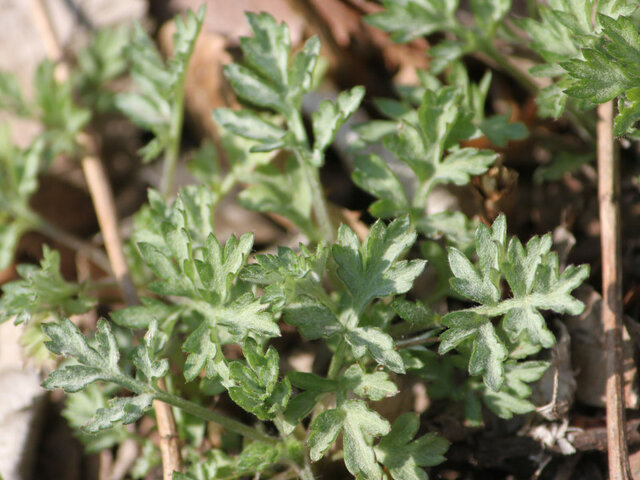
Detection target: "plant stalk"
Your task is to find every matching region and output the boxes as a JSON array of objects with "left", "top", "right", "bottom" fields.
[
  {"left": 161, "top": 90, "right": 186, "bottom": 198},
  {"left": 29, "top": 3, "right": 182, "bottom": 477},
  {"left": 299, "top": 463, "right": 315, "bottom": 480},
  {"left": 327, "top": 339, "right": 346, "bottom": 380},
  {"left": 597, "top": 100, "right": 632, "bottom": 480},
  {"left": 479, "top": 40, "right": 595, "bottom": 143},
  {"left": 301, "top": 156, "right": 335, "bottom": 242},
  {"left": 31, "top": 215, "right": 111, "bottom": 272},
  {"left": 152, "top": 388, "right": 279, "bottom": 445},
  {"left": 288, "top": 110, "right": 334, "bottom": 242},
  {"left": 154, "top": 378, "right": 183, "bottom": 477},
  {"left": 395, "top": 330, "right": 439, "bottom": 349}
]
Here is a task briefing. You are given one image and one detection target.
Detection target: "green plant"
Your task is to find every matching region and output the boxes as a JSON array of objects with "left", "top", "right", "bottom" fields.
[
  {"left": 116, "top": 6, "right": 205, "bottom": 197},
  {"left": 366, "top": 0, "right": 514, "bottom": 76},
  {"left": 2, "top": 2, "right": 624, "bottom": 479}
]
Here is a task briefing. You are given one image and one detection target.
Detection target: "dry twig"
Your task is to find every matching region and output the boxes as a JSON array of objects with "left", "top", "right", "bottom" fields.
[
  {"left": 79, "top": 136, "right": 138, "bottom": 306},
  {"left": 597, "top": 100, "right": 631, "bottom": 480},
  {"left": 29, "top": 1, "right": 183, "bottom": 478},
  {"left": 154, "top": 378, "right": 183, "bottom": 478}
]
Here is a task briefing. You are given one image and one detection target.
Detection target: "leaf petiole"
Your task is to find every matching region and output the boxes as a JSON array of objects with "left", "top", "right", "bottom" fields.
[
  {"left": 327, "top": 338, "right": 346, "bottom": 381},
  {"left": 30, "top": 214, "right": 111, "bottom": 272},
  {"left": 160, "top": 89, "right": 185, "bottom": 198},
  {"left": 114, "top": 373, "right": 279, "bottom": 445},
  {"left": 295, "top": 150, "right": 334, "bottom": 242},
  {"left": 152, "top": 388, "right": 279, "bottom": 445}
]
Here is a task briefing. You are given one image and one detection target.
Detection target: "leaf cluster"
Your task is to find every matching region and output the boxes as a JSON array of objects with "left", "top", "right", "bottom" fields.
[
  {"left": 521, "top": 1, "right": 638, "bottom": 119},
  {"left": 0, "top": 25, "right": 136, "bottom": 269},
  {"left": 0, "top": 129, "right": 43, "bottom": 269},
  {"left": 439, "top": 215, "right": 588, "bottom": 392},
  {"left": 351, "top": 66, "right": 526, "bottom": 252},
  {"left": 10, "top": 6, "right": 601, "bottom": 480},
  {"left": 366, "top": 0, "right": 511, "bottom": 73},
  {"left": 211, "top": 12, "right": 364, "bottom": 241},
  {"left": 561, "top": 14, "right": 640, "bottom": 136},
  {"left": 0, "top": 246, "right": 95, "bottom": 324},
  {"left": 116, "top": 7, "right": 205, "bottom": 162}
]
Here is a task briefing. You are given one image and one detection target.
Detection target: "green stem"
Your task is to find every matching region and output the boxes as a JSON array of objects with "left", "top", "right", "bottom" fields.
[
  {"left": 303, "top": 156, "right": 334, "bottom": 242},
  {"left": 480, "top": 41, "right": 539, "bottom": 94},
  {"left": 288, "top": 110, "right": 334, "bottom": 242},
  {"left": 160, "top": 89, "right": 186, "bottom": 199},
  {"left": 394, "top": 330, "right": 439, "bottom": 349},
  {"left": 115, "top": 374, "right": 278, "bottom": 445},
  {"left": 327, "top": 339, "right": 346, "bottom": 380},
  {"left": 287, "top": 108, "right": 309, "bottom": 148},
  {"left": 273, "top": 412, "right": 289, "bottom": 440},
  {"left": 153, "top": 389, "right": 279, "bottom": 445},
  {"left": 299, "top": 462, "right": 315, "bottom": 480},
  {"left": 219, "top": 173, "right": 237, "bottom": 198},
  {"left": 413, "top": 178, "right": 435, "bottom": 212},
  {"left": 480, "top": 40, "right": 595, "bottom": 143},
  {"left": 30, "top": 214, "right": 112, "bottom": 272}
]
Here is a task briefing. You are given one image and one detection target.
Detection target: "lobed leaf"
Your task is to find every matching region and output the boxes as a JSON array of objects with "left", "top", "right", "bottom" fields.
[
  {"left": 43, "top": 365, "right": 103, "bottom": 393},
  {"left": 132, "top": 320, "right": 169, "bottom": 380},
  {"left": 562, "top": 49, "right": 634, "bottom": 103},
  {"left": 376, "top": 413, "right": 449, "bottom": 480},
  {"left": 308, "top": 408, "right": 344, "bottom": 461},
  {"left": 342, "top": 400, "right": 391, "bottom": 479},
  {"left": 224, "top": 64, "right": 288, "bottom": 113},
  {"left": 342, "top": 364, "right": 398, "bottom": 401},
  {"left": 228, "top": 338, "right": 291, "bottom": 420},
  {"left": 284, "top": 300, "right": 342, "bottom": 340},
  {"left": 346, "top": 326, "right": 405, "bottom": 374},
  {"left": 441, "top": 215, "right": 588, "bottom": 389},
  {"left": 238, "top": 159, "right": 314, "bottom": 237},
  {"left": 352, "top": 154, "right": 410, "bottom": 218},
  {"left": 311, "top": 86, "right": 365, "bottom": 165},
  {"left": 308, "top": 400, "right": 390, "bottom": 479},
  {"left": 182, "top": 323, "right": 218, "bottom": 382},
  {"left": 212, "top": 109, "right": 287, "bottom": 147},
  {"left": 42, "top": 319, "right": 122, "bottom": 392},
  {"left": 240, "top": 12, "right": 291, "bottom": 89},
  {"left": 439, "top": 311, "right": 507, "bottom": 390},
  {"left": 333, "top": 217, "right": 425, "bottom": 313},
  {"left": 84, "top": 394, "right": 154, "bottom": 433},
  {"left": 117, "top": 7, "right": 204, "bottom": 162},
  {"left": 0, "top": 246, "right": 95, "bottom": 324},
  {"left": 365, "top": 0, "right": 457, "bottom": 43}
]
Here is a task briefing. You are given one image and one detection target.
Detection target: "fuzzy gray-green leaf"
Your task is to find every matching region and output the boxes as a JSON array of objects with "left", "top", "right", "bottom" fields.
[
  {"left": 342, "top": 364, "right": 398, "bottom": 401},
  {"left": 84, "top": 394, "right": 154, "bottom": 433},
  {"left": 333, "top": 217, "right": 425, "bottom": 313},
  {"left": 308, "top": 408, "right": 344, "bottom": 461},
  {"left": 353, "top": 154, "right": 410, "bottom": 218},
  {"left": 439, "top": 311, "right": 507, "bottom": 390},
  {"left": 342, "top": 400, "right": 390, "bottom": 480},
  {"left": 376, "top": 412, "right": 449, "bottom": 480}
]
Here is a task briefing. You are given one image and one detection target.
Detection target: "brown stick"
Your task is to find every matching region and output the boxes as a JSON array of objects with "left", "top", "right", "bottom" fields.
[
  {"left": 29, "top": 1, "right": 183, "bottom": 478},
  {"left": 28, "top": 0, "right": 66, "bottom": 65},
  {"left": 79, "top": 138, "right": 139, "bottom": 306},
  {"left": 154, "top": 378, "right": 183, "bottom": 478},
  {"left": 597, "top": 100, "right": 631, "bottom": 480}
]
